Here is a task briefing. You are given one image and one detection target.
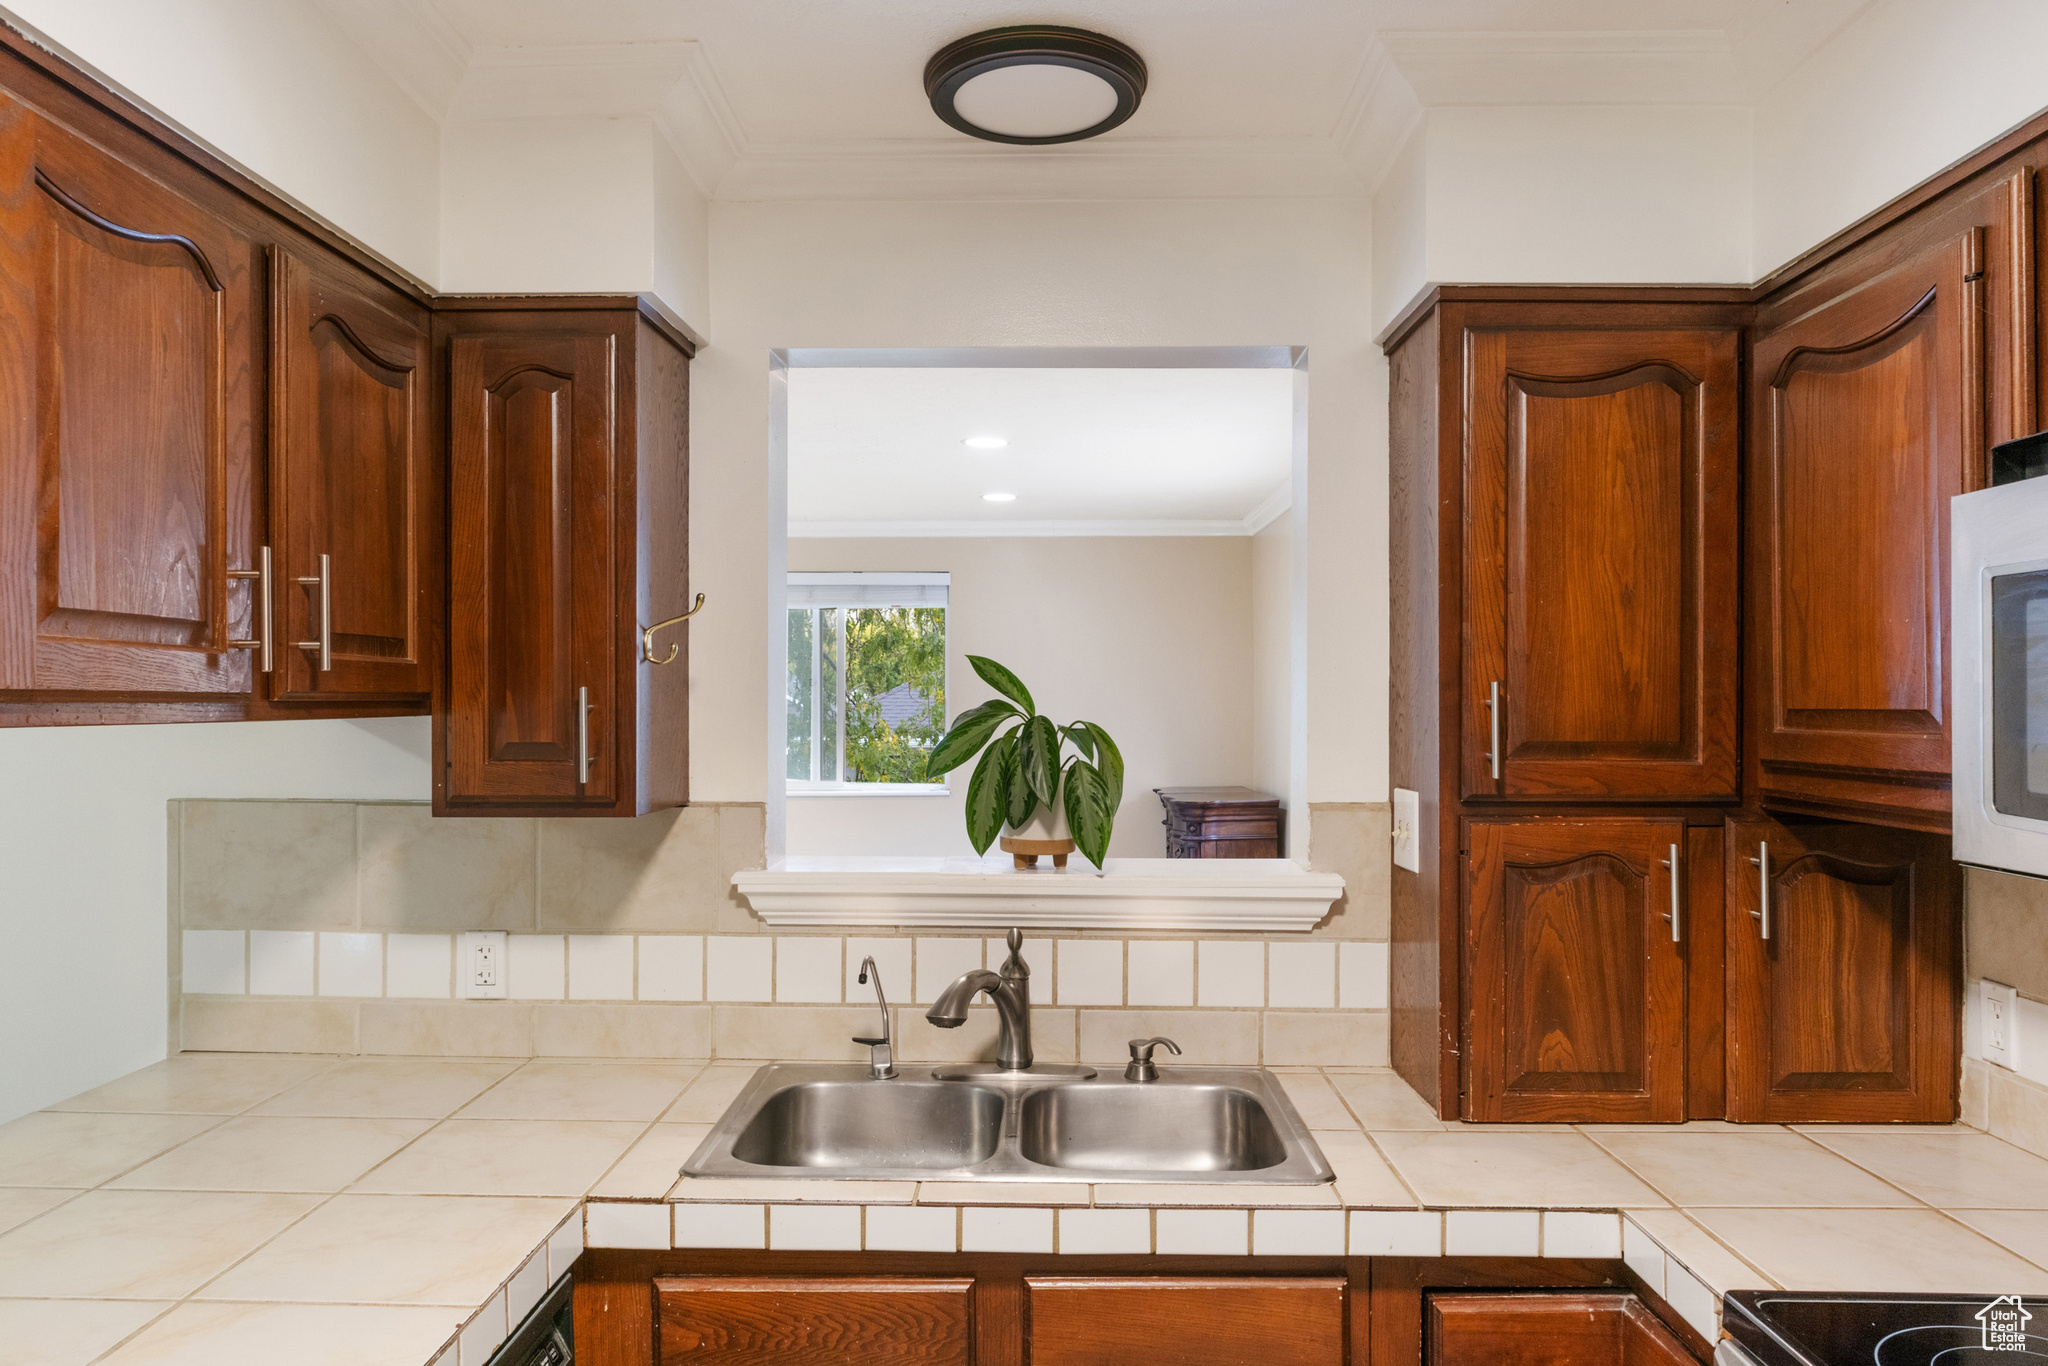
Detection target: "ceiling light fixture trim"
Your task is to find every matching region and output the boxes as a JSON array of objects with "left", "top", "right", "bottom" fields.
[{"left": 924, "top": 25, "right": 1147, "bottom": 146}]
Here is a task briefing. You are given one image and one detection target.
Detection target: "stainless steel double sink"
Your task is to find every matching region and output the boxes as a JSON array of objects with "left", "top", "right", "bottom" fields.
[{"left": 681, "top": 1063, "right": 1334, "bottom": 1184}]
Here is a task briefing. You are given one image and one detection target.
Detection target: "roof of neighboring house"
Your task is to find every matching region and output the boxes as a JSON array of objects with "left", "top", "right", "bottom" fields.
[{"left": 874, "top": 682, "right": 937, "bottom": 731}]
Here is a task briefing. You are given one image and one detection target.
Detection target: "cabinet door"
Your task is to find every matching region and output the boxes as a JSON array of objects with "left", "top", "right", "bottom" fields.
[
  {"left": 655, "top": 1276, "right": 971, "bottom": 1365},
  {"left": 1466, "top": 820, "right": 1688, "bottom": 1121},
  {"left": 1429, "top": 1292, "right": 1696, "bottom": 1366},
  {"left": 447, "top": 331, "right": 617, "bottom": 806},
  {"left": 268, "top": 248, "right": 432, "bottom": 703},
  {"left": 1724, "top": 815, "right": 1959, "bottom": 1122},
  {"left": 1027, "top": 1277, "right": 1345, "bottom": 1366},
  {"left": 1463, "top": 327, "right": 1740, "bottom": 800},
  {"left": 1749, "top": 234, "right": 1985, "bottom": 829},
  {"left": 0, "top": 101, "right": 257, "bottom": 698}
]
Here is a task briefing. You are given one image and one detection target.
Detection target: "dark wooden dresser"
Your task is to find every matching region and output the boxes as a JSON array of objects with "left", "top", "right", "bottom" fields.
[{"left": 1154, "top": 787, "right": 1284, "bottom": 858}]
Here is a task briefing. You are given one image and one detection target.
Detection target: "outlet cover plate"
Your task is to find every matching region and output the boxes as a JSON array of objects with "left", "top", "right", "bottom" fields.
[
  {"left": 1983, "top": 980, "right": 2018, "bottom": 1069},
  {"left": 463, "top": 931, "right": 508, "bottom": 1000},
  {"left": 1392, "top": 788, "right": 1420, "bottom": 874}
]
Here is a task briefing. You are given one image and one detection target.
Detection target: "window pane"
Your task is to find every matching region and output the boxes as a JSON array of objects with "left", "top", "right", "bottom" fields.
[
  {"left": 843, "top": 606, "right": 947, "bottom": 782},
  {"left": 819, "top": 607, "right": 841, "bottom": 782},
  {"left": 785, "top": 608, "right": 814, "bottom": 780}
]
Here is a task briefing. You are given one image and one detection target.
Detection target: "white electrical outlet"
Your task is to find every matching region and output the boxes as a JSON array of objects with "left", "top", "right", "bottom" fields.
[
  {"left": 463, "top": 931, "right": 508, "bottom": 1000},
  {"left": 1983, "top": 980, "right": 2018, "bottom": 1069},
  {"left": 1392, "top": 787, "right": 1420, "bottom": 873}
]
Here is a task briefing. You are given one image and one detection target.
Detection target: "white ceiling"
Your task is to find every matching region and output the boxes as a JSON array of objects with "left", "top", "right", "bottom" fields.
[
  {"left": 786, "top": 367, "right": 1294, "bottom": 535},
  {"left": 319, "top": 0, "right": 1871, "bottom": 200}
]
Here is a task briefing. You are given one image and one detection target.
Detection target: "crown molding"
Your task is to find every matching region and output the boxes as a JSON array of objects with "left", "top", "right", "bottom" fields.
[
  {"left": 1335, "top": 39, "right": 1422, "bottom": 195},
  {"left": 1376, "top": 29, "right": 1745, "bottom": 106},
  {"left": 790, "top": 518, "right": 1262, "bottom": 539},
  {"left": 717, "top": 135, "right": 1365, "bottom": 202},
  {"left": 1241, "top": 483, "right": 1292, "bottom": 536}
]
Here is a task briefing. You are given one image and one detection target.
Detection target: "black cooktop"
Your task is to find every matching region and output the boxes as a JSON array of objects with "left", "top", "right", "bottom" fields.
[{"left": 1725, "top": 1292, "right": 2048, "bottom": 1366}]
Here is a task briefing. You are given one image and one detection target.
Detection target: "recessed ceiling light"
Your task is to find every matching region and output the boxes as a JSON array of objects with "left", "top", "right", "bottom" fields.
[
  {"left": 983, "top": 491, "right": 1017, "bottom": 503},
  {"left": 925, "top": 26, "right": 1147, "bottom": 146},
  {"left": 963, "top": 435, "right": 1008, "bottom": 450}
]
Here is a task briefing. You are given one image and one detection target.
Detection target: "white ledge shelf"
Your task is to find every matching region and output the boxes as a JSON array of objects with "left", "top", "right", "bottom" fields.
[{"left": 732, "top": 856, "right": 1345, "bottom": 932}]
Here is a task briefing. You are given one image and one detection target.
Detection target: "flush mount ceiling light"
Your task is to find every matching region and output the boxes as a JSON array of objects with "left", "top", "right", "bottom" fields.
[
  {"left": 983, "top": 491, "right": 1017, "bottom": 502},
  {"left": 963, "top": 435, "right": 1009, "bottom": 450},
  {"left": 924, "top": 26, "right": 1147, "bottom": 145}
]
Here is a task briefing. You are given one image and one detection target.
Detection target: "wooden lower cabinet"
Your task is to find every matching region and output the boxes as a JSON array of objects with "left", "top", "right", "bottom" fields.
[
  {"left": 1464, "top": 820, "right": 1688, "bottom": 1122},
  {"left": 1428, "top": 1292, "right": 1694, "bottom": 1366},
  {"left": 1723, "top": 815, "right": 1961, "bottom": 1122},
  {"left": 656, "top": 1276, "right": 972, "bottom": 1365},
  {"left": 579, "top": 1251, "right": 1706, "bottom": 1366},
  {"left": 1027, "top": 1276, "right": 1345, "bottom": 1366}
]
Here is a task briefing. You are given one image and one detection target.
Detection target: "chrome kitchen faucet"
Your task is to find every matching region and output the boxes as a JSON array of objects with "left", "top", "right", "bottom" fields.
[{"left": 926, "top": 927, "right": 1034, "bottom": 1071}]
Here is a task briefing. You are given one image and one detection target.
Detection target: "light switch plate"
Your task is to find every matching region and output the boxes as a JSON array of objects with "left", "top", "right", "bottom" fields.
[
  {"left": 1392, "top": 788, "right": 1420, "bottom": 873},
  {"left": 1983, "top": 980, "right": 2017, "bottom": 1069},
  {"left": 463, "top": 931, "right": 508, "bottom": 1000}
]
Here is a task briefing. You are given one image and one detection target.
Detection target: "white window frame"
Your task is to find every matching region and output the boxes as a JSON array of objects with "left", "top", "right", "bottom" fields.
[{"left": 786, "top": 572, "right": 951, "bottom": 796}]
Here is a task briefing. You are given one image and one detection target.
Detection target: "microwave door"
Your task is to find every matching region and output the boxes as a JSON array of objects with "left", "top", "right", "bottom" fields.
[{"left": 1991, "top": 569, "right": 2048, "bottom": 823}]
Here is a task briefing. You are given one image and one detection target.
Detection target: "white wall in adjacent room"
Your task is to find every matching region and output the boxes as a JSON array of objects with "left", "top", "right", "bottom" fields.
[
  {"left": 693, "top": 197, "right": 1381, "bottom": 816},
  {"left": 0, "top": 718, "right": 430, "bottom": 1122},
  {"left": 783, "top": 536, "right": 1254, "bottom": 860},
  {"left": 0, "top": 0, "right": 441, "bottom": 281}
]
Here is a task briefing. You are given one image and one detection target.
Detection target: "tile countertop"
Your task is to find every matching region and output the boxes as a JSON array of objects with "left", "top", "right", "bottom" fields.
[{"left": 8, "top": 1057, "right": 2048, "bottom": 1365}]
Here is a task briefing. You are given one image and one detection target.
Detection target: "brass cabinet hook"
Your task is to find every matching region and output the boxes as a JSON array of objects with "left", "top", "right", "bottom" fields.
[{"left": 641, "top": 593, "right": 706, "bottom": 664}]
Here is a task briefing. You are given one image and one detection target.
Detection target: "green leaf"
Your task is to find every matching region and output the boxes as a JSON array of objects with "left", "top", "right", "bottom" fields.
[
  {"left": 968, "top": 656, "right": 1035, "bottom": 717},
  {"left": 1060, "top": 723, "right": 1095, "bottom": 762},
  {"left": 1063, "top": 759, "right": 1116, "bottom": 868},
  {"left": 1018, "top": 715, "right": 1061, "bottom": 807},
  {"left": 965, "top": 738, "right": 1011, "bottom": 854},
  {"left": 1005, "top": 734, "right": 1038, "bottom": 829},
  {"left": 1073, "top": 721, "right": 1123, "bottom": 808},
  {"left": 927, "top": 699, "right": 1019, "bottom": 776}
]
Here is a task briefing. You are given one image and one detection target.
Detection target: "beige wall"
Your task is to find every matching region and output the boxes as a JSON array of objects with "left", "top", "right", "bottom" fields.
[
  {"left": 785, "top": 536, "right": 1255, "bottom": 860},
  {"left": 1963, "top": 867, "right": 2048, "bottom": 1159}
]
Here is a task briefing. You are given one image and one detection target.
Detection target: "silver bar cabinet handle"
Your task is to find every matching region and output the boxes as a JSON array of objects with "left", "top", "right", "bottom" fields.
[
  {"left": 576, "top": 686, "right": 592, "bottom": 786},
  {"left": 227, "top": 544, "right": 272, "bottom": 673},
  {"left": 1746, "top": 839, "right": 1771, "bottom": 940},
  {"left": 294, "top": 552, "right": 332, "bottom": 672},
  {"left": 1660, "top": 842, "right": 1681, "bottom": 943},
  {"left": 1486, "top": 680, "right": 1503, "bottom": 780}
]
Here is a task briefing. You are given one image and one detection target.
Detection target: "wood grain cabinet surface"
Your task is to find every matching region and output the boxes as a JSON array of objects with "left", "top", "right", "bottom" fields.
[
  {"left": 266, "top": 247, "right": 436, "bottom": 705},
  {"left": 1722, "top": 815, "right": 1960, "bottom": 1122},
  {"left": 1747, "top": 234, "right": 1986, "bottom": 831},
  {"left": 1462, "top": 325, "right": 1741, "bottom": 803},
  {"left": 657, "top": 1276, "right": 973, "bottom": 1365},
  {"left": 1464, "top": 820, "right": 1689, "bottom": 1122},
  {"left": 1026, "top": 1275, "right": 1346, "bottom": 1366},
  {"left": 439, "top": 302, "right": 691, "bottom": 817},
  {"left": 0, "top": 96, "right": 259, "bottom": 706},
  {"left": 1427, "top": 1291, "right": 1696, "bottom": 1366}
]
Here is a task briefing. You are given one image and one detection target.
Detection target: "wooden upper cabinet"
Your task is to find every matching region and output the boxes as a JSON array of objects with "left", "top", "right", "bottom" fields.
[
  {"left": 1465, "top": 819, "right": 1688, "bottom": 1121},
  {"left": 1723, "top": 815, "right": 1959, "bottom": 1122},
  {"left": 440, "top": 304, "right": 691, "bottom": 816},
  {"left": 1748, "top": 232, "right": 1987, "bottom": 829},
  {"left": 1027, "top": 1276, "right": 1347, "bottom": 1366},
  {"left": 267, "top": 247, "right": 434, "bottom": 704},
  {"left": 1462, "top": 325, "right": 1740, "bottom": 802},
  {"left": 656, "top": 1276, "right": 972, "bottom": 1366},
  {"left": 0, "top": 100, "right": 258, "bottom": 701}
]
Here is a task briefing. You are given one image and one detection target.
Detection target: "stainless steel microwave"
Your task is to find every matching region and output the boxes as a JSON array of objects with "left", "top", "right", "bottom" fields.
[{"left": 1953, "top": 441, "right": 2048, "bottom": 879}]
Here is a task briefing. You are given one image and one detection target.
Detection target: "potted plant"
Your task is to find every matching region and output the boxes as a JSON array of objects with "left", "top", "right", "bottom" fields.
[{"left": 926, "top": 656, "right": 1123, "bottom": 869}]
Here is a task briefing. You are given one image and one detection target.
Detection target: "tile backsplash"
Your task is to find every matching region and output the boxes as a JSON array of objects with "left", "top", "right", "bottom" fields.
[
  {"left": 1963, "top": 866, "right": 2048, "bottom": 1161},
  {"left": 167, "top": 800, "right": 1391, "bottom": 1070}
]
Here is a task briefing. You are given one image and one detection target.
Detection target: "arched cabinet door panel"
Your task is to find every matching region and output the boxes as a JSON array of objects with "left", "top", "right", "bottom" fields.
[
  {"left": 1748, "top": 232, "right": 1987, "bottom": 829},
  {"left": 1465, "top": 818, "right": 1688, "bottom": 1122},
  {"left": 1723, "top": 815, "right": 1959, "bottom": 1122},
  {"left": 1461, "top": 327, "right": 1740, "bottom": 801},
  {"left": 0, "top": 101, "right": 257, "bottom": 698},
  {"left": 267, "top": 248, "right": 435, "bottom": 704}
]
